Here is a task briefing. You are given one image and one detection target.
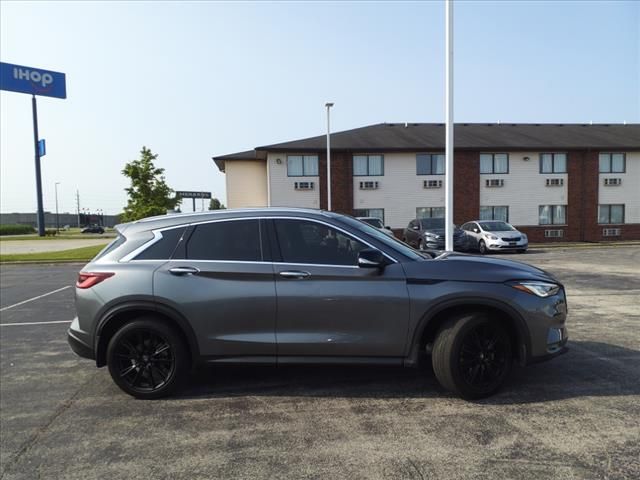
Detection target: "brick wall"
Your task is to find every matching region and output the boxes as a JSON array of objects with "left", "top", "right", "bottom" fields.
[
  {"left": 453, "top": 151, "right": 480, "bottom": 224},
  {"left": 319, "top": 151, "right": 353, "bottom": 214}
]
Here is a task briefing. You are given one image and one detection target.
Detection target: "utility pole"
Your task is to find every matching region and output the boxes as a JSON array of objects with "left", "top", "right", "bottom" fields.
[{"left": 76, "top": 190, "right": 81, "bottom": 228}]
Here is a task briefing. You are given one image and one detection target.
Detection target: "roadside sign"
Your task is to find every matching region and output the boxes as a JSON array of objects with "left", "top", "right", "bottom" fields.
[
  {"left": 38, "top": 139, "right": 46, "bottom": 157},
  {"left": 176, "top": 191, "right": 212, "bottom": 199},
  {"left": 0, "top": 62, "right": 67, "bottom": 99}
]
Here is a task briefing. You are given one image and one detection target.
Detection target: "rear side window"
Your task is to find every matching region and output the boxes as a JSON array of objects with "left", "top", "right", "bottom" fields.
[
  {"left": 93, "top": 234, "right": 126, "bottom": 261},
  {"left": 135, "top": 227, "right": 186, "bottom": 260},
  {"left": 186, "top": 220, "right": 262, "bottom": 261}
]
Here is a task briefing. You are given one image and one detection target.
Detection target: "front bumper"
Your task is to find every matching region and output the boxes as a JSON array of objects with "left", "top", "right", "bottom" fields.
[
  {"left": 424, "top": 237, "right": 468, "bottom": 251},
  {"left": 486, "top": 239, "right": 528, "bottom": 251},
  {"left": 523, "top": 287, "right": 569, "bottom": 364}
]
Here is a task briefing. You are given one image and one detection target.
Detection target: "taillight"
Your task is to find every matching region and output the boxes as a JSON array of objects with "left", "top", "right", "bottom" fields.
[{"left": 76, "top": 272, "right": 114, "bottom": 289}]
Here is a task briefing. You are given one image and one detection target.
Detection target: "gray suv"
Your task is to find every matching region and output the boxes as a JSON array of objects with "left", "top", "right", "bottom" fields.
[{"left": 68, "top": 208, "right": 568, "bottom": 400}]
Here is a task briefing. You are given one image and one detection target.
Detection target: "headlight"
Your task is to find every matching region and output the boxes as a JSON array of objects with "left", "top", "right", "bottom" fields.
[
  {"left": 512, "top": 281, "right": 560, "bottom": 297},
  {"left": 485, "top": 233, "right": 498, "bottom": 240},
  {"left": 521, "top": 233, "right": 528, "bottom": 240}
]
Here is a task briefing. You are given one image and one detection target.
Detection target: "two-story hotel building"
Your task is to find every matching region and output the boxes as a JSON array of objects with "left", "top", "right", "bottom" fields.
[{"left": 213, "top": 123, "right": 640, "bottom": 242}]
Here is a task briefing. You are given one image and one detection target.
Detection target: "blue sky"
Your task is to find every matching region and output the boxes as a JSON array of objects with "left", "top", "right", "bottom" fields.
[{"left": 1, "top": 0, "right": 638, "bottom": 214}]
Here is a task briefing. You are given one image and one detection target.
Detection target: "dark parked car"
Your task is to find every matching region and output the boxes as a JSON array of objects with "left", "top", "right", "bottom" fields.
[
  {"left": 68, "top": 208, "right": 568, "bottom": 400},
  {"left": 403, "top": 218, "right": 467, "bottom": 251},
  {"left": 81, "top": 225, "right": 105, "bottom": 234}
]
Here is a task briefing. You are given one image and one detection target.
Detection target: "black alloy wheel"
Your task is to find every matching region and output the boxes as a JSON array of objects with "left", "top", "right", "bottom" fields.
[
  {"left": 457, "top": 323, "right": 510, "bottom": 391},
  {"left": 107, "top": 318, "right": 188, "bottom": 399}
]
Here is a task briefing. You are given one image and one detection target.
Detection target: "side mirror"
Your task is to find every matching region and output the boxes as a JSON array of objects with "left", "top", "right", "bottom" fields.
[
  {"left": 473, "top": 228, "right": 479, "bottom": 233},
  {"left": 357, "top": 249, "right": 387, "bottom": 269},
  {"left": 412, "top": 225, "right": 420, "bottom": 230}
]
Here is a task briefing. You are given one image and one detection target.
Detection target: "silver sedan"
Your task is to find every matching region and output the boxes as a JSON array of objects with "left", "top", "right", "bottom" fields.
[{"left": 461, "top": 220, "right": 528, "bottom": 254}]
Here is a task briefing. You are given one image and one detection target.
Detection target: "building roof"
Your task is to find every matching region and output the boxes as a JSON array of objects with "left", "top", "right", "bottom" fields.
[
  {"left": 213, "top": 123, "right": 640, "bottom": 171},
  {"left": 212, "top": 149, "right": 265, "bottom": 172}
]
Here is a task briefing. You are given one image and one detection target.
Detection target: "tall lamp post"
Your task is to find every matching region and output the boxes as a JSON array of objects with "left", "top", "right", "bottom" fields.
[
  {"left": 325, "top": 102, "right": 334, "bottom": 211},
  {"left": 54, "top": 182, "right": 60, "bottom": 233},
  {"left": 444, "top": 0, "right": 454, "bottom": 252}
]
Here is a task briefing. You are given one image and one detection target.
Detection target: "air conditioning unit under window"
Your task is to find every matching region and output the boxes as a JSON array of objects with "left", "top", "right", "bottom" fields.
[
  {"left": 544, "top": 229, "right": 564, "bottom": 238},
  {"left": 294, "top": 181, "right": 314, "bottom": 190},
  {"left": 545, "top": 178, "right": 564, "bottom": 187},
  {"left": 359, "top": 181, "right": 379, "bottom": 190},
  {"left": 603, "top": 228, "right": 621, "bottom": 237},
  {"left": 604, "top": 178, "right": 622, "bottom": 186},
  {"left": 485, "top": 179, "right": 504, "bottom": 188},
  {"left": 423, "top": 180, "right": 443, "bottom": 189}
]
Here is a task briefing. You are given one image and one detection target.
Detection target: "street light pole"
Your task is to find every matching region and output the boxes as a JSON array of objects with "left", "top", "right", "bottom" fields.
[
  {"left": 445, "top": 0, "right": 454, "bottom": 252},
  {"left": 325, "top": 102, "right": 334, "bottom": 211},
  {"left": 54, "top": 182, "right": 60, "bottom": 233}
]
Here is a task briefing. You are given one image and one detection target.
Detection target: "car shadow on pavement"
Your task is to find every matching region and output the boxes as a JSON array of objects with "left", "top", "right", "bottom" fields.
[{"left": 174, "top": 340, "right": 640, "bottom": 403}]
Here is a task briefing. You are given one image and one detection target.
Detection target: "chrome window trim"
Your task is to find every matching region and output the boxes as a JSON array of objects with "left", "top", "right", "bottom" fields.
[{"left": 124, "top": 215, "right": 399, "bottom": 264}]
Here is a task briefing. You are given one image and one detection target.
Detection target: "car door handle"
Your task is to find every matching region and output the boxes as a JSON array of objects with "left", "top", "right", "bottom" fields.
[
  {"left": 278, "top": 270, "right": 310, "bottom": 279},
  {"left": 169, "top": 266, "right": 200, "bottom": 276}
]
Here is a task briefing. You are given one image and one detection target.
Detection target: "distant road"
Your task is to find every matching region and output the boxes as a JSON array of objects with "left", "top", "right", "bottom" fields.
[{"left": 0, "top": 239, "right": 109, "bottom": 255}]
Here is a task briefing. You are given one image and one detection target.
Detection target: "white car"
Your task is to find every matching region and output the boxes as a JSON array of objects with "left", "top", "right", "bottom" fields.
[
  {"left": 461, "top": 220, "right": 528, "bottom": 254},
  {"left": 356, "top": 217, "right": 396, "bottom": 238}
]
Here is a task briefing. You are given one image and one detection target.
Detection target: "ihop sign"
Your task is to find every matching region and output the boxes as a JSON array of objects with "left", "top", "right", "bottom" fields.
[{"left": 0, "top": 62, "right": 66, "bottom": 99}]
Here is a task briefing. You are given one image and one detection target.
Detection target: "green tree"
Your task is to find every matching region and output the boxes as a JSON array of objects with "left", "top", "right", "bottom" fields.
[
  {"left": 121, "top": 147, "right": 178, "bottom": 222},
  {"left": 209, "top": 197, "right": 226, "bottom": 210}
]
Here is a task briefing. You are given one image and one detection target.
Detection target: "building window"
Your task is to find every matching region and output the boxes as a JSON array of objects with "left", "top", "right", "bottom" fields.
[
  {"left": 416, "top": 207, "right": 445, "bottom": 219},
  {"left": 539, "top": 205, "right": 567, "bottom": 225},
  {"left": 480, "top": 206, "right": 509, "bottom": 222},
  {"left": 598, "top": 204, "right": 624, "bottom": 224},
  {"left": 416, "top": 154, "right": 445, "bottom": 175},
  {"left": 599, "top": 153, "right": 625, "bottom": 173},
  {"left": 480, "top": 153, "right": 509, "bottom": 174},
  {"left": 353, "top": 155, "right": 384, "bottom": 176},
  {"left": 287, "top": 155, "right": 319, "bottom": 177},
  {"left": 353, "top": 208, "right": 384, "bottom": 223},
  {"left": 540, "top": 153, "right": 567, "bottom": 173}
]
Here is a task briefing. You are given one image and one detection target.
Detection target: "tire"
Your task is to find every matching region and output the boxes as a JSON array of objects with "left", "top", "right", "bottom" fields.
[
  {"left": 418, "top": 239, "right": 425, "bottom": 251},
  {"left": 107, "top": 317, "right": 189, "bottom": 399},
  {"left": 478, "top": 240, "right": 488, "bottom": 255},
  {"left": 432, "top": 313, "right": 512, "bottom": 400}
]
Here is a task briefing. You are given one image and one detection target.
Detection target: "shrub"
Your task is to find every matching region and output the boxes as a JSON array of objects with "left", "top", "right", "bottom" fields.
[{"left": 0, "top": 224, "right": 36, "bottom": 236}]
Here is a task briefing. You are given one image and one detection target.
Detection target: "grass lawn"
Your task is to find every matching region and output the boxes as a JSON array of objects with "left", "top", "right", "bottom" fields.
[{"left": 0, "top": 244, "right": 107, "bottom": 263}]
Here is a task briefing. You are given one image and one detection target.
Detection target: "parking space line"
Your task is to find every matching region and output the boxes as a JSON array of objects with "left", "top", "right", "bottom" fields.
[
  {"left": 0, "top": 286, "right": 72, "bottom": 312},
  {"left": 0, "top": 320, "right": 73, "bottom": 327}
]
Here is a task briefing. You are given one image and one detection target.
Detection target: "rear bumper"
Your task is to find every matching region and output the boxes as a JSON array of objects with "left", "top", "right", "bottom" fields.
[{"left": 67, "top": 318, "right": 95, "bottom": 360}]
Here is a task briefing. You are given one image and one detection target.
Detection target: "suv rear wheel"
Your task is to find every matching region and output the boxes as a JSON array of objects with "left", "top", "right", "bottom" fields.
[
  {"left": 432, "top": 313, "right": 512, "bottom": 399},
  {"left": 106, "top": 317, "right": 189, "bottom": 399}
]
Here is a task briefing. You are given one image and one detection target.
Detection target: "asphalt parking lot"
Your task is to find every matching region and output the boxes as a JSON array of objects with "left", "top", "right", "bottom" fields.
[{"left": 1, "top": 246, "right": 639, "bottom": 479}]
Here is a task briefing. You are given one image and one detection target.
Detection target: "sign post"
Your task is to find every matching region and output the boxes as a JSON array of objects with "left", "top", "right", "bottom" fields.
[
  {"left": 175, "top": 191, "right": 212, "bottom": 212},
  {"left": 1, "top": 62, "right": 66, "bottom": 236}
]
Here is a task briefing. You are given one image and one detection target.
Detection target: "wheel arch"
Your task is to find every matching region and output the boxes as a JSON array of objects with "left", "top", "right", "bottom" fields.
[
  {"left": 408, "top": 297, "right": 531, "bottom": 366},
  {"left": 95, "top": 301, "right": 200, "bottom": 368}
]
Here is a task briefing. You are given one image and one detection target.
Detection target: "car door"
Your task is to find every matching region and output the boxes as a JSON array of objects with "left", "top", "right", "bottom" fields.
[
  {"left": 153, "top": 218, "right": 277, "bottom": 361},
  {"left": 269, "top": 218, "right": 410, "bottom": 360}
]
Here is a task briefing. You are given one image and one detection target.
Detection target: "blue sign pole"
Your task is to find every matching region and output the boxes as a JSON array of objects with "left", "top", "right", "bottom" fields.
[
  {"left": 32, "top": 96, "right": 45, "bottom": 236},
  {"left": 1, "top": 62, "right": 67, "bottom": 236}
]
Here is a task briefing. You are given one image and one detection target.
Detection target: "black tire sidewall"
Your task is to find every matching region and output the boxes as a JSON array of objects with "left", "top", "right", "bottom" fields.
[
  {"left": 106, "top": 318, "right": 188, "bottom": 399},
  {"left": 479, "top": 240, "right": 487, "bottom": 254}
]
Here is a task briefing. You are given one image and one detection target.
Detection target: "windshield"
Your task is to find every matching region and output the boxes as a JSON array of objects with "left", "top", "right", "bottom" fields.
[
  {"left": 479, "top": 221, "right": 515, "bottom": 232},
  {"left": 360, "top": 218, "right": 384, "bottom": 228},
  {"left": 340, "top": 216, "right": 424, "bottom": 261},
  {"left": 419, "top": 218, "right": 445, "bottom": 229}
]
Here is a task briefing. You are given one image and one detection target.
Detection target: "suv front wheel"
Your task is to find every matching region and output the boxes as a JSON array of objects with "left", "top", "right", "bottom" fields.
[
  {"left": 432, "top": 313, "right": 512, "bottom": 399},
  {"left": 106, "top": 318, "right": 189, "bottom": 399}
]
